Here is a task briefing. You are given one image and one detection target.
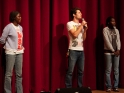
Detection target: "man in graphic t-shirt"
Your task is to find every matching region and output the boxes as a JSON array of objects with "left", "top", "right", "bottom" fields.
[{"left": 65, "top": 7, "right": 88, "bottom": 88}]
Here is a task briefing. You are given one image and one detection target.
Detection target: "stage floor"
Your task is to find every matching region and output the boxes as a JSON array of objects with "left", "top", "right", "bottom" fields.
[{"left": 92, "top": 88, "right": 124, "bottom": 93}]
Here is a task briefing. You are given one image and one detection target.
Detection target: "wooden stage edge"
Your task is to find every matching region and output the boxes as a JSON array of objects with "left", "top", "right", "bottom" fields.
[{"left": 92, "top": 88, "right": 124, "bottom": 93}]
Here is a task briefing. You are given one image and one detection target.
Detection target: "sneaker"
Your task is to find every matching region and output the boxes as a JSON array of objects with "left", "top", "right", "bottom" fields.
[
  {"left": 106, "top": 88, "right": 111, "bottom": 92},
  {"left": 113, "top": 88, "right": 119, "bottom": 92}
]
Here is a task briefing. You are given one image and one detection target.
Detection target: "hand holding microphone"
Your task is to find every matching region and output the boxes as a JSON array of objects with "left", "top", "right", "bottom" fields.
[
  {"left": 82, "top": 18, "right": 88, "bottom": 32},
  {"left": 82, "top": 18, "right": 87, "bottom": 27}
]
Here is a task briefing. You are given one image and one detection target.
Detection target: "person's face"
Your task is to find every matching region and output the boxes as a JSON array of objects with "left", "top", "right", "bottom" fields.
[
  {"left": 74, "top": 10, "right": 82, "bottom": 19},
  {"left": 15, "top": 13, "right": 21, "bottom": 24},
  {"left": 110, "top": 18, "right": 116, "bottom": 26}
]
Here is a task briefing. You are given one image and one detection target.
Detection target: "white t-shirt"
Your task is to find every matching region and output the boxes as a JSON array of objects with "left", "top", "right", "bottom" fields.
[{"left": 67, "top": 21, "right": 84, "bottom": 51}]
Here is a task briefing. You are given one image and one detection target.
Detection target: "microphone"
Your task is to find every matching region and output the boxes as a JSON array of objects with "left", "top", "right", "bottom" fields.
[
  {"left": 82, "top": 18, "right": 87, "bottom": 27},
  {"left": 82, "top": 18, "right": 84, "bottom": 21}
]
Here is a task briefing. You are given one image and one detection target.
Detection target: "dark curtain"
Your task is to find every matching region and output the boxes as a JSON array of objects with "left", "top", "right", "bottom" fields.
[{"left": 0, "top": 0, "right": 124, "bottom": 93}]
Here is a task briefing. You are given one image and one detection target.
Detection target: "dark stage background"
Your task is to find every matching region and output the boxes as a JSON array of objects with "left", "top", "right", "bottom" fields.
[{"left": 0, "top": 0, "right": 124, "bottom": 93}]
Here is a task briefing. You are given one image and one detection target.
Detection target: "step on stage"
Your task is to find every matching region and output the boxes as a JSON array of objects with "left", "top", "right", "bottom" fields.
[
  {"left": 40, "top": 88, "right": 124, "bottom": 93},
  {"left": 92, "top": 88, "right": 124, "bottom": 93},
  {"left": 41, "top": 87, "right": 92, "bottom": 93}
]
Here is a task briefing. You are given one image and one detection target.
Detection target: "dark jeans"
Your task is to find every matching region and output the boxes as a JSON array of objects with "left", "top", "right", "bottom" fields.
[{"left": 65, "top": 50, "right": 85, "bottom": 88}]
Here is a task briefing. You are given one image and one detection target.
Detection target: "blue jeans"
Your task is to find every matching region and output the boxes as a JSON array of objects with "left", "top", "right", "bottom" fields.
[
  {"left": 4, "top": 54, "right": 23, "bottom": 93},
  {"left": 104, "top": 54, "right": 119, "bottom": 89},
  {"left": 65, "top": 50, "right": 85, "bottom": 88}
]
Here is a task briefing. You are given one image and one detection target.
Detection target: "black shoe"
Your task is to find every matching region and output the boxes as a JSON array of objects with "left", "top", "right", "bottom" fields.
[{"left": 113, "top": 88, "right": 119, "bottom": 92}]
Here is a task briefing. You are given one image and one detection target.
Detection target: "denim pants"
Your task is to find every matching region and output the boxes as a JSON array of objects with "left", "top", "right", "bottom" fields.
[
  {"left": 4, "top": 54, "right": 23, "bottom": 93},
  {"left": 104, "top": 54, "right": 119, "bottom": 89},
  {"left": 65, "top": 50, "right": 84, "bottom": 88}
]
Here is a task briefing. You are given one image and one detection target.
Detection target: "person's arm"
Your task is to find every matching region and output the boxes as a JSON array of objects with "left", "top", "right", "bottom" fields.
[
  {"left": 116, "top": 29, "right": 121, "bottom": 51},
  {"left": 0, "top": 26, "right": 9, "bottom": 44},
  {"left": 68, "top": 21, "right": 87, "bottom": 39},
  {"left": 114, "top": 29, "right": 121, "bottom": 56},
  {"left": 69, "top": 25, "right": 83, "bottom": 39}
]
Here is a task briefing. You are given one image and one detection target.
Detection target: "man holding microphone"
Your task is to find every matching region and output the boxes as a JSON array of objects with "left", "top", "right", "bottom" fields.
[{"left": 65, "top": 7, "right": 88, "bottom": 88}]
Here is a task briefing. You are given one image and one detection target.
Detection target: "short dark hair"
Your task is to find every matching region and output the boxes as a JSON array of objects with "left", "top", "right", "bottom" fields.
[
  {"left": 9, "top": 11, "right": 20, "bottom": 22},
  {"left": 106, "top": 16, "right": 114, "bottom": 26},
  {"left": 70, "top": 7, "right": 81, "bottom": 19}
]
